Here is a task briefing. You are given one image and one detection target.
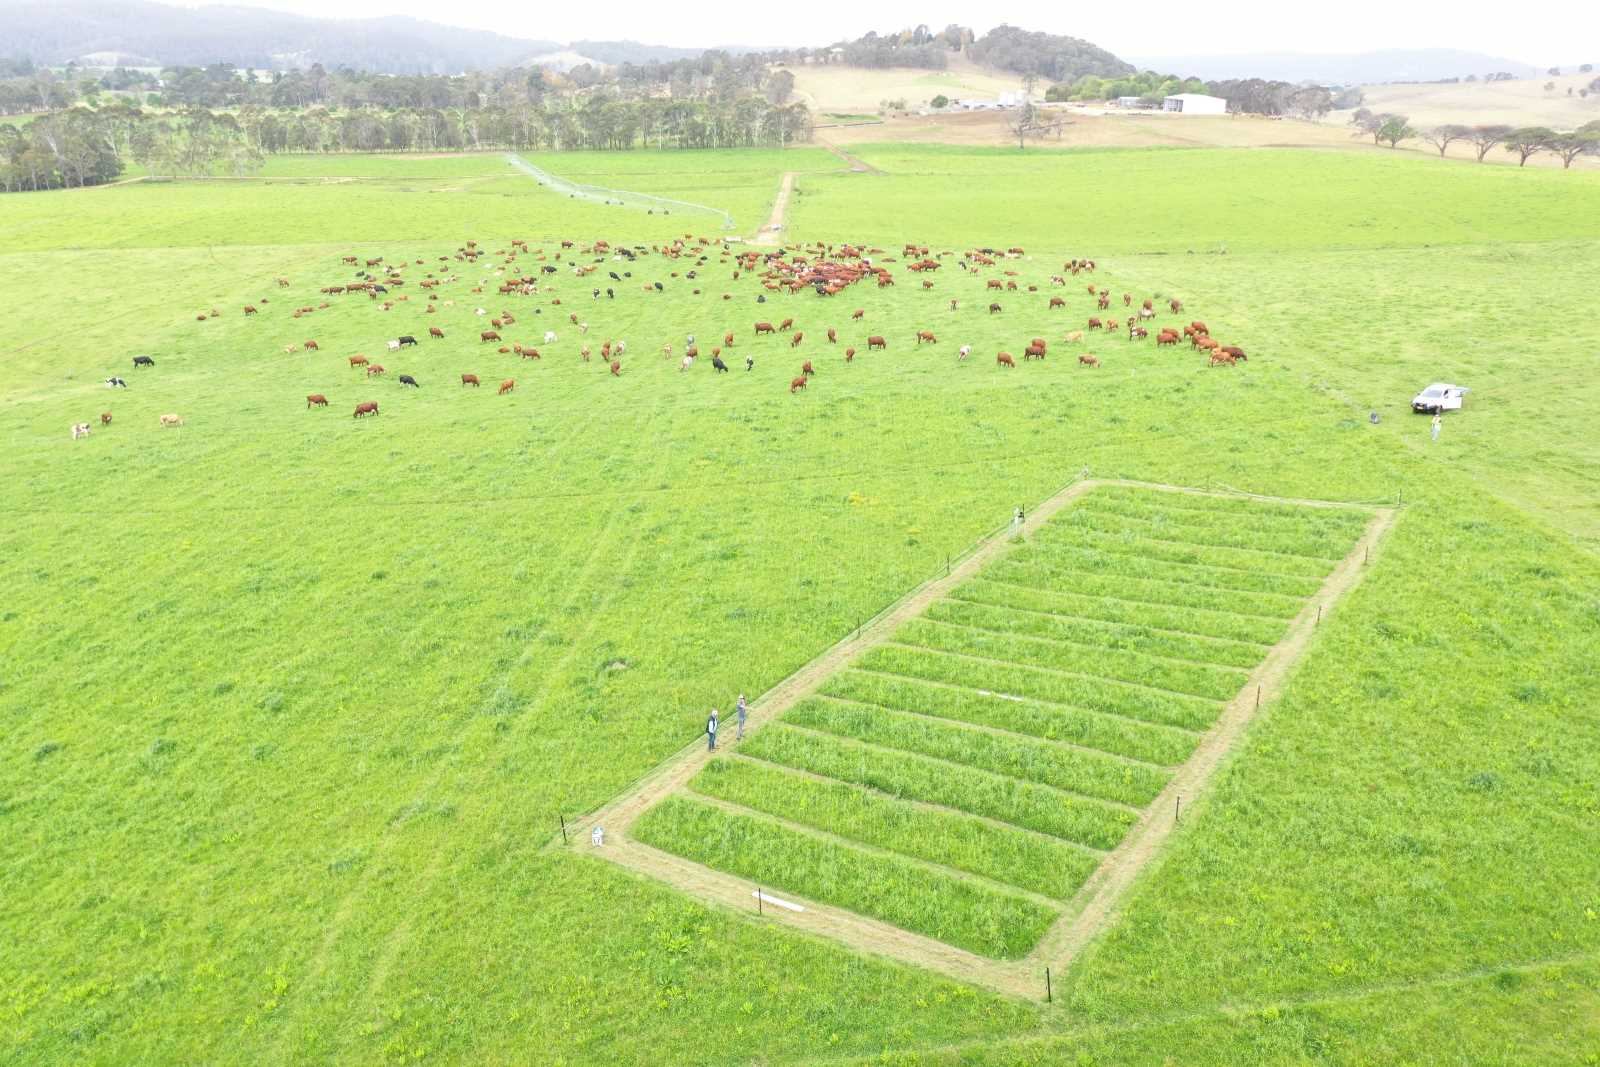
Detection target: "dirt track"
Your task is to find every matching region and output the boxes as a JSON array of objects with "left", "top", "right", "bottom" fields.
[{"left": 561, "top": 480, "right": 1398, "bottom": 999}]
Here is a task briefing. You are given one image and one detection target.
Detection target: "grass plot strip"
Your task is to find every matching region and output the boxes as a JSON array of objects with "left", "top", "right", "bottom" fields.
[{"left": 573, "top": 480, "right": 1393, "bottom": 997}]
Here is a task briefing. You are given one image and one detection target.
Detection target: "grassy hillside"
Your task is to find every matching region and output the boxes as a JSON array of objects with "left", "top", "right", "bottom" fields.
[
  {"left": 3, "top": 144, "right": 1598, "bottom": 1065},
  {"left": 1333, "top": 71, "right": 1600, "bottom": 131},
  {"left": 788, "top": 54, "right": 1027, "bottom": 112}
]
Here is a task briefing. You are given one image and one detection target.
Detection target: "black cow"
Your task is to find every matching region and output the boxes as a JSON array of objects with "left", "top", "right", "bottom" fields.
[
  {"left": 744, "top": 356, "right": 754, "bottom": 371},
  {"left": 542, "top": 265, "right": 558, "bottom": 274},
  {"left": 653, "top": 282, "right": 664, "bottom": 292},
  {"left": 609, "top": 271, "right": 621, "bottom": 281},
  {"left": 397, "top": 335, "right": 418, "bottom": 347},
  {"left": 606, "top": 288, "right": 614, "bottom": 299},
  {"left": 105, "top": 376, "right": 127, "bottom": 388},
  {"left": 372, "top": 284, "right": 387, "bottom": 294},
  {"left": 712, "top": 355, "right": 728, "bottom": 373},
  {"left": 132, "top": 356, "right": 155, "bottom": 368},
  {"left": 399, "top": 374, "right": 419, "bottom": 387}
]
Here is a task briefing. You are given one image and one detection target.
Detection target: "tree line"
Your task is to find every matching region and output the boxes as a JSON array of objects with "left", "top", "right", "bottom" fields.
[
  {"left": 0, "top": 93, "right": 813, "bottom": 192},
  {"left": 1350, "top": 111, "right": 1600, "bottom": 167}
]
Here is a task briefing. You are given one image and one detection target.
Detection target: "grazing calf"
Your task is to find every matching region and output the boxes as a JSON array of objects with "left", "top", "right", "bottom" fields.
[
  {"left": 105, "top": 377, "right": 127, "bottom": 388},
  {"left": 845, "top": 347, "right": 856, "bottom": 363},
  {"left": 544, "top": 330, "right": 558, "bottom": 344},
  {"left": 1209, "top": 352, "right": 1236, "bottom": 367},
  {"left": 350, "top": 355, "right": 369, "bottom": 368},
  {"left": 754, "top": 321, "right": 776, "bottom": 335},
  {"left": 429, "top": 327, "right": 445, "bottom": 338},
  {"left": 461, "top": 373, "right": 480, "bottom": 387},
  {"left": 801, "top": 360, "right": 815, "bottom": 377},
  {"left": 851, "top": 309, "right": 864, "bottom": 320},
  {"left": 610, "top": 360, "right": 622, "bottom": 376},
  {"left": 72, "top": 422, "right": 91, "bottom": 440},
  {"left": 160, "top": 413, "right": 184, "bottom": 426},
  {"left": 399, "top": 374, "right": 419, "bottom": 387},
  {"left": 1049, "top": 297, "right": 1065, "bottom": 309},
  {"left": 1088, "top": 318, "right": 1103, "bottom": 330},
  {"left": 779, "top": 317, "right": 794, "bottom": 331},
  {"left": 916, "top": 330, "right": 937, "bottom": 344},
  {"left": 133, "top": 356, "right": 155, "bottom": 368},
  {"left": 367, "top": 364, "right": 386, "bottom": 377},
  {"left": 987, "top": 279, "right": 1003, "bottom": 290},
  {"left": 867, "top": 335, "right": 887, "bottom": 350},
  {"left": 304, "top": 340, "right": 319, "bottom": 351},
  {"left": 386, "top": 340, "right": 401, "bottom": 351},
  {"left": 988, "top": 302, "right": 1002, "bottom": 314},
  {"left": 958, "top": 345, "right": 971, "bottom": 361},
  {"left": 100, "top": 412, "right": 113, "bottom": 425},
  {"left": 996, "top": 352, "right": 1015, "bottom": 368},
  {"left": 789, "top": 376, "right": 807, "bottom": 393},
  {"left": 498, "top": 379, "right": 515, "bottom": 395},
  {"left": 1078, "top": 354, "right": 1100, "bottom": 368},
  {"left": 712, "top": 355, "right": 729, "bottom": 372},
  {"left": 1025, "top": 343, "right": 1046, "bottom": 361},
  {"left": 790, "top": 331, "right": 804, "bottom": 348},
  {"left": 826, "top": 328, "right": 837, "bottom": 343},
  {"left": 521, "top": 347, "right": 541, "bottom": 360},
  {"left": 306, "top": 394, "right": 328, "bottom": 408},
  {"left": 481, "top": 330, "right": 500, "bottom": 343},
  {"left": 353, "top": 401, "right": 379, "bottom": 417},
  {"left": 724, "top": 331, "right": 735, "bottom": 347},
  {"left": 243, "top": 305, "right": 257, "bottom": 315}
]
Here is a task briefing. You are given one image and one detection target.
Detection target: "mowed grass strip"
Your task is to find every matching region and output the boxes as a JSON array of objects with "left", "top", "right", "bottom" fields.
[
  {"left": 789, "top": 696, "right": 1170, "bottom": 806},
  {"left": 741, "top": 723, "right": 1137, "bottom": 849},
  {"left": 861, "top": 645, "right": 1221, "bottom": 731},
  {"left": 896, "top": 618, "right": 1250, "bottom": 702},
  {"left": 1064, "top": 501, "right": 1361, "bottom": 561},
  {"left": 954, "top": 579, "right": 1289, "bottom": 646},
  {"left": 1034, "top": 523, "right": 1337, "bottom": 580},
  {"left": 688, "top": 757, "right": 1099, "bottom": 900},
  {"left": 925, "top": 598, "right": 1266, "bottom": 671},
  {"left": 632, "top": 796, "right": 1058, "bottom": 959},
  {"left": 1022, "top": 539, "right": 1328, "bottom": 598},
  {"left": 988, "top": 556, "right": 1305, "bottom": 620},
  {"left": 822, "top": 669, "right": 1199, "bottom": 766}
]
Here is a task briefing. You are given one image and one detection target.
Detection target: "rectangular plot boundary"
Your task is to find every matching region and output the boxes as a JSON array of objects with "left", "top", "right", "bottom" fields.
[{"left": 559, "top": 478, "right": 1396, "bottom": 999}]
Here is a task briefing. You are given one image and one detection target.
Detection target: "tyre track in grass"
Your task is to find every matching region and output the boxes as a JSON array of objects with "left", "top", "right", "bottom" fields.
[
  {"left": 558, "top": 480, "right": 1396, "bottom": 999},
  {"left": 270, "top": 401, "right": 663, "bottom": 1063}
]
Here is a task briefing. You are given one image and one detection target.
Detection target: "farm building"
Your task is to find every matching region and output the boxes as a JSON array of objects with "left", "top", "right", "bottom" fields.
[
  {"left": 1163, "top": 93, "right": 1228, "bottom": 115},
  {"left": 1114, "top": 96, "right": 1143, "bottom": 108}
]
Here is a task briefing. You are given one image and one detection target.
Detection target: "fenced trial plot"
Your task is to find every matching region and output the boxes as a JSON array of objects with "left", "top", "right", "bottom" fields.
[{"left": 571, "top": 480, "right": 1394, "bottom": 997}]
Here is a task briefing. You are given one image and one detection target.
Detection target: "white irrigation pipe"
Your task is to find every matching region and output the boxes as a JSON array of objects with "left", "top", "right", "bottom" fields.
[{"left": 505, "top": 154, "right": 734, "bottom": 229}]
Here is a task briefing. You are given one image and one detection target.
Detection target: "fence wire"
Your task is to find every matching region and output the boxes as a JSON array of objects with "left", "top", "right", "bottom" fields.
[{"left": 505, "top": 154, "right": 734, "bottom": 230}]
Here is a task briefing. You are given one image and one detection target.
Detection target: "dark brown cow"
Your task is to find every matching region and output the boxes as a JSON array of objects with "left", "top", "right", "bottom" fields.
[
  {"left": 1078, "top": 354, "right": 1100, "bottom": 368},
  {"left": 481, "top": 330, "right": 500, "bottom": 342},
  {"left": 1088, "top": 318, "right": 1103, "bottom": 330},
  {"left": 303, "top": 340, "right": 319, "bottom": 351},
  {"left": 306, "top": 394, "right": 328, "bottom": 408},
  {"left": 724, "top": 331, "right": 735, "bottom": 346},
  {"left": 100, "top": 411, "right": 113, "bottom": 425},
  {"left": 1048, "top": 297, "right": 1065, "bottom": 309},
  {"left": 610, "top": 360, "right": 622, "bottom": 376},
  {"left": 755, "top": 321, "right": 776, "bottom": 335},
  {"left": 988, "top": 303, "right": 1002, "bottom": 314},
  {"left": 1025, "top": 343, "right": 1046, "bottom": 361},
  {"left": 791, "top": 332, "right": 804, "bottom": 347},
  {"left": 801, "top": 360, "right": 815, "bottom": 377},
  {"left": 867, "top": 335, "right": 887, "bottom": 350},
  {"left": 916, "top": 330, "right": 937, "bottom": 344},
  {"left": 353, "top": 401, "right": 379, "bottom": 417},
  {"left": 461, "top": 373, "right": 480, "bottom": 386},
  {"left": 826, "top": 328, "right": 837, "bottom": 343},
  {"left": 845, "top": 347, "right": 855, "bottom": 362},
  {"left": 996, "top": 352, "right": 1015, "bottom": 368},
  {"left": 789, "top": 376, "right": 807, "bottom": 393},
  {"left": 243, "top": 305, "right": 257, "bottom": 315},
  {"left": 987, "top": 279, "right": 1003, "bottom": 290},
  {"left": 1220, "top": 346, "right": 1247, "bottom": 361}
]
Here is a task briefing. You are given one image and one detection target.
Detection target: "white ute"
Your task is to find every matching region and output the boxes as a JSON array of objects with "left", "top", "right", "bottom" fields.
[{"left": 1412, "top": 383, "right": 1468, "bottom": 414}]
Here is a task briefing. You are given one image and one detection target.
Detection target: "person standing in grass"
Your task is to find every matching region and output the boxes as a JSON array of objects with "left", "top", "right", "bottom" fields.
[
  {"left": 736, "top": 694, "right": 748, "bottom": 740},
  {"left": 1431, "top": 412, "right": 1442, "bottom": 442},
  {"left": 706, "top": 708, "right": 719, "bottom": 751}
]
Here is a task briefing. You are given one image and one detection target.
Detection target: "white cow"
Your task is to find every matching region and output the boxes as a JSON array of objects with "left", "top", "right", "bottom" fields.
[
  {"left": 386, "top": 339, "right": 401, "bottom": 351},
  {"left": 544, "top": 330, "right": 558, "bottom": 345},
  {"left": 679, "top": 355, "right": 695, "bottom": 372},
  {"left": 71, "top": 422, "right": 91, "bottom": 440},
  {"left": 958, "top": 345, "right": 971, "bottom": 361}
]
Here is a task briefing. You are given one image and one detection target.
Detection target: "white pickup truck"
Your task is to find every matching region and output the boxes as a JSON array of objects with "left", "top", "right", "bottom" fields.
[{"left": 1412, "top": 383, "right": 1468, "bottom": 414}]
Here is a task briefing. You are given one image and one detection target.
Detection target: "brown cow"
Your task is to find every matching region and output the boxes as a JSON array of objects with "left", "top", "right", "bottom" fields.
[
  {"left": 349, "top": 355, "right": 369, "bottom": 368},
  {"left": 1049, "top": 297, "right": 1065, "bottom": 309},
  {"left": 996, "top": 352, "right": 1015, "bottom": 368},
  {"left": 724, "top": 331, "right": 735, "bottom": 346},
  {"left": 1078, "top": 354, "right": 1100, "bottom": 368},
  {"left": 1156, "top": 332, "right": 1179, "bottom": 347},
  {"left": 789, "top": 376, "right": 807, "bottom": 393},
  {"left": 429, "top": 326, "right": 445, "bottom": 338},
  {"left": 100, "top": 412, "right": 113, "bottom": 425},
  {"left": 481, "top": 330, "right": 500, "bottom": 342},
  {"left": 461, "top": 373, "right": 480, "bottom": 386},
  {"left": 498, "top": 379, "right": 516, "bottom": 394},
  {"left": 244, "top": 305, "right": 257, "bottom": 315},
  {"left": 367, "top": 364, "right": 385, "bottom": 377},
  {"left": 867, "top": 335, "right": 887, "bottom": 350},
  {"left": 610, "top": 360, "right": 622, "bottom": 376},
  {"left": 801, "top": 360, "right": 815, "bottom": 377},
  {"left": 755, "top": 322, "right": 775, "bottom": 335},
  {"left": 1209, "top": 352, "right": 1236, "bottom": 367},
  {"left": 1170, "top": 298, "right": 1183, "bottom": 313},
  {"left": 988, "top": 303, "right": 1002, "bottom": 314},
  {"left": 522, "top": 347, "right": 541, "bottom": 360},
  {"left": 1025, "top": 344, "right": 1046, "bottom": 361},
  {"left": 353, "top": 402, "right": 379, "bottom": 417},
  {"left": 791, "top": 332, "right": 804, "bottom": 347},
  {"left": 851, "top": 309, "right": 864, "bottom": 320},
  {"left": 304, "top": 340, "right": 319, "bottom": 351},
  {"left": 1088, "top": 318, "right": 1102, "bottom": 330},
  {"left": 306, "top": 394, "right": 328, "bottom": 408},
  {"left": 826, "top": 328, "right": 837, "bottom": 343},
  {"left": 1220, "top": 346, "right": 1247, "bottom": 361},
  {"left": 779, "top": 317, "right": 794, "bottom": 331},
  {"left": 916, "top": 330, "right": 937, "bottom": 344},
  {"left": 845, "top": 347, "right": 855, "bottom": 362},
  {"left": 987, "top": 279, "right": 1003, "bottom": 290}
]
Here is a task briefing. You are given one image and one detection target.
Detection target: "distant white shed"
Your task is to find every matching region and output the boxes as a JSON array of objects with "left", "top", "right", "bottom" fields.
[{"left": 1163, "top": 93, "right": 1227, "bottom": 115}]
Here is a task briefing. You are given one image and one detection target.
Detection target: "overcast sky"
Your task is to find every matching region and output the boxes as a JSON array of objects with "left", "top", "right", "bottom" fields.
[{"left": 168, "top": 0, "right": 1591, "bottom": 66}]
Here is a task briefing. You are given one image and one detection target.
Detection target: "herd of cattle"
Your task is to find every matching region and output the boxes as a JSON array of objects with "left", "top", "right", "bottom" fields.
[{"left": 75, "top": 235, "right": 1244, "bottom": 436}]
